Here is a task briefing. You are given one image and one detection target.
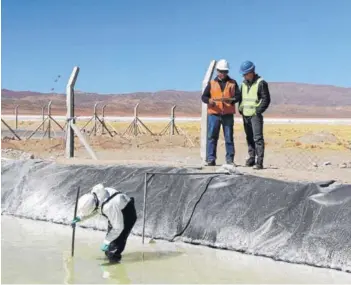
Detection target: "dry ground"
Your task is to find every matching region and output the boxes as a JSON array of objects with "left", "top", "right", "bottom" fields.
[{"left": 2, "top": 119, "right": 351, "bottom": 184}]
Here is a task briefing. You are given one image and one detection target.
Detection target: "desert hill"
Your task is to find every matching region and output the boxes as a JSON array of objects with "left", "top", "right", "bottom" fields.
[{"left": 1, "top": 82, "right": 350, "bottom": 118}]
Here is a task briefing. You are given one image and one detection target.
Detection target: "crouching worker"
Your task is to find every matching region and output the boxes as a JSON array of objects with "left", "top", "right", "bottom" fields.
[{"left": 71, "top": 183, "right": 137, "bottom": 263}]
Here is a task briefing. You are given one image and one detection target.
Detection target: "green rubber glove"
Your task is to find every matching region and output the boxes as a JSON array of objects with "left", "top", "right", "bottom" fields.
[
  {"left": 101, "top": 244, "right": 109, "bottom": 252},
  {"left": 71, "top": 216, "right": 81, "bottom": 227}
]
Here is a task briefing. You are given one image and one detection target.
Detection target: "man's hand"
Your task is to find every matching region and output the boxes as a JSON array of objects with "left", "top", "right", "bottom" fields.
[
  {"left": 222, "top": 98, "right": 233, "bottom": 105},
  {"left": 238, "top": 105, "right": 243, "bottom": 115},
  {"left": 101, "top": 244, "right": 109, "bottom": 252},
  {"left": 71, "top": 216, "right": 81, "bottom": 227},
  {"left": 208, "top": 99, "right": 216, "bottom": 107}
]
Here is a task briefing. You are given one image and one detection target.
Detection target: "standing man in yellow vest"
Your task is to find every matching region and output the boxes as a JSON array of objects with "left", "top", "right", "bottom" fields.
[
  {"left": 238, "top": 61, "right": 271, "bottom": 170},
  {"left": 201, "top": 59, "right": 241, "bottom": 166}
]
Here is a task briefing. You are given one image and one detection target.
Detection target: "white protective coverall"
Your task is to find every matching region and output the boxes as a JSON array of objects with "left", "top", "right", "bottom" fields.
[{"left": 75, "top": 183, "right": 137, "bottom": 260}]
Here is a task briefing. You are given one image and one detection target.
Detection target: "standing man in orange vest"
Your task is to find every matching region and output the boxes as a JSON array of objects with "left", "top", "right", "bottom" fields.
[{"left": 201, "top": 59, "right": 241, "bottom": 166}]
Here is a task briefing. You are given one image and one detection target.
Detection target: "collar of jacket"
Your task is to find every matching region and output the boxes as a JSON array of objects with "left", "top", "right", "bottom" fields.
[
  {"left": 244, "top": 74, "right": 261, "bottom": 86},
  {"left": 214, "top": 75, "right": 233, "bottom": 83}
]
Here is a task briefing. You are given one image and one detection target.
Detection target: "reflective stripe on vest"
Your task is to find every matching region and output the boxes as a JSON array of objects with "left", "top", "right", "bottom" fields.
[
  {"left": 240, "top": 78, "right": 263, "bottom": 116},
  {"left": 208, "top": 80, "right": 236, "bottom": 115}
]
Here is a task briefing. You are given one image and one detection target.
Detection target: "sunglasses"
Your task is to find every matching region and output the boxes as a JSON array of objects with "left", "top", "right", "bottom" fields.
[{"left": 217, "top": 69, "right": 228, "bottom": 74}]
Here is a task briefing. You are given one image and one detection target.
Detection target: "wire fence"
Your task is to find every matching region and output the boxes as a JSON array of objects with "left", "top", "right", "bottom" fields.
[{"left": 1, "top": 102, "right": 351, "bottom": 172}]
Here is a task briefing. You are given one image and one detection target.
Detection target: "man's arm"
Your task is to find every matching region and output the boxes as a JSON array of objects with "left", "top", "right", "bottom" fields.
[
  {"left": 201, "top": 82, "right": 211, "bottom": 104},
  {"left": 256, "top": 80, "right": 271, "bottom": 114},
  {"left": 231, "top": 81, "right": 242, "bottom": 105},
  {"left": 237, "top": 83, "right": 243, "bottom": 114},
  {"left": 79, "top": 210, "right": 98, "bottom": 222},
  {"left": 72, "top": 194, "right": 98, "bottom": 225},
  {"left": 71, "top": 209, "right": 97, "bottom": 226}
]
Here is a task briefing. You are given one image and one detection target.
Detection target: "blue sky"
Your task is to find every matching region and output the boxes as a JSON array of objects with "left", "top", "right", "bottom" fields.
[{"left": 2, "top": 0, "right": 351, "bottom": 94}]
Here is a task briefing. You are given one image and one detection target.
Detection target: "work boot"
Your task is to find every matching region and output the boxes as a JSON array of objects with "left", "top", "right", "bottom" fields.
[
  {"left": 206, "top": 161, "right": 216, "bottom": 166},
  {"left": 107, "top": 253, "right": 121, "bottom": 264},
  {"left": 245, "top": 158, "right": 255, "bottom": 167},
  {"left": 253, "top": 164, "right": 263, "bottom": 170}
]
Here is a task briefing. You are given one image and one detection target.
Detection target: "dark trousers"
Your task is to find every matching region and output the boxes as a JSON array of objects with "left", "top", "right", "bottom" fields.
[
  {"left": 105, "top": 198, "right": 137, "bottom": 262},
  {"left": 243, "top": 114, "right": 265, "bottom": 165},
  {"left": 207, "top": 114, "right": 234, "bottom": 163}
]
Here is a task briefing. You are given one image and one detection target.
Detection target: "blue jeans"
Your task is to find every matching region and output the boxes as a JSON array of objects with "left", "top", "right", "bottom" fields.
[{"left": 207, "top": 114, "right": 234, "bottom": 163}]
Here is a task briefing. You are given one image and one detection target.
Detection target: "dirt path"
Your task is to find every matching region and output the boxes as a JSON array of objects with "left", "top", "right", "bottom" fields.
[{"left": 2, "top": 133, "right": 351, "bottom": 184}]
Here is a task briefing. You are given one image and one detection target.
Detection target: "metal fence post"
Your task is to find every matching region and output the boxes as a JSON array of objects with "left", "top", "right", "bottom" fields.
[
  {"left": 200, "top": 60, "right": 216, "bottom": 163},
  {"left": 65, "top": 66, "right": 80, "bottom": 158},
  {"left": 47, "top": 101, "right": 52, "bottom": 139},
  {"left": 15, "top": 105, "right": 19, "bottom": 130},
  {"left": 171, "top": 105, "right": 176, "bottom": 135},
  {"left": 41, "top": 105, "right": 45, "bottom": 132},
  {"left": 102, "top": 104, "right": 107, "bottom": 135}
]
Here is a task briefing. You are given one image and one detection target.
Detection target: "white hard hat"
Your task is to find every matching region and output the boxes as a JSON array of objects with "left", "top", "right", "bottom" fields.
[
  {"left": 77, "top": 193, "right": 96, "bottom": 217},
  {"left": 216, "top": 59, "right": 229, "bottom": 71},
  {"left": 91, "top": 183, "right": 110, "bottom": 203}
]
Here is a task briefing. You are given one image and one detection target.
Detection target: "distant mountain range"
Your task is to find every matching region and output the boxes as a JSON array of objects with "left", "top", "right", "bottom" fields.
[{"left": 1, "top": 82, "right": 351, "bottom": 118}]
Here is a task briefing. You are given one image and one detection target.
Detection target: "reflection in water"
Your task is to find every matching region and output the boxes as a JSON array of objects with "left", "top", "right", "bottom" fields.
[
  {"left": 100, "top": 250, "right": 184, "bottom": 265},
  {"left": 100, "top": 262, "right": 131, "bottom": 284},
  {"left": 98, "top": 250, "right": 184, "bottom": 283},
  {"left": 63, "top": 252, "right": 74, "bottom": 284}
]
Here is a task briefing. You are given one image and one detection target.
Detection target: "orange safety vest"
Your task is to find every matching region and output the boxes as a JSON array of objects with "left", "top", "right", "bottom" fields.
[{"left": 208, "top": 79, "right": 236, "bottom": 115}]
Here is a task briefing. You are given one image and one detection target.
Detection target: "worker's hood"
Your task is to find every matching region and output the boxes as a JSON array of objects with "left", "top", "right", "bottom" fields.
[
  {"left": 77, "top": 193, "right": 96, "bottom": 217},
  {"left": 91, "top": 183, "right": 110, "bottom": 204}
]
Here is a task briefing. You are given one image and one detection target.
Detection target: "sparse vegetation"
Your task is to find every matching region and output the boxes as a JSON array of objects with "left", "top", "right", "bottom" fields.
[{"left": 2, "top": 119, "right": 351, "bottom": 151}]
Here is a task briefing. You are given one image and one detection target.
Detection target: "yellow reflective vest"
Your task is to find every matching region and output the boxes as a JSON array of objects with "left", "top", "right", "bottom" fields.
[{"left": 239, "top": 78, "right": 263, "bottom": 116}]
